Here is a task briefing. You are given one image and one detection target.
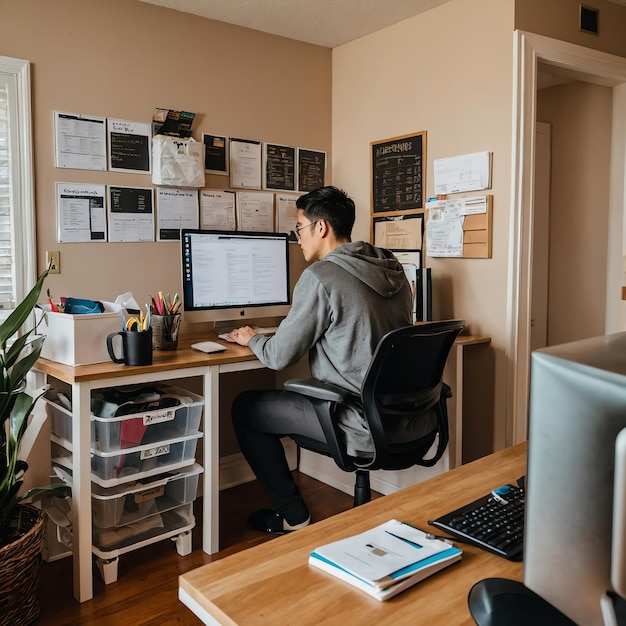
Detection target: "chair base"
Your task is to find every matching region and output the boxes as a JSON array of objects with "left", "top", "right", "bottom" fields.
[{"left": 353, "top": 470, "right": 371, "bottom": 507}]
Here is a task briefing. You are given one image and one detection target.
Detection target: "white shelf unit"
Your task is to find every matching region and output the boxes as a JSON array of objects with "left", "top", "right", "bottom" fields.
[{"left": 43, "top": 381, "right": 205, "bottom": 584}]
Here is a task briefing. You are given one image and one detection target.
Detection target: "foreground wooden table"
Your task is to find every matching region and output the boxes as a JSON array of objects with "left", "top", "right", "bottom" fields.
[{"left": 179, "top": 443, "right": 526, "bottom": 625}]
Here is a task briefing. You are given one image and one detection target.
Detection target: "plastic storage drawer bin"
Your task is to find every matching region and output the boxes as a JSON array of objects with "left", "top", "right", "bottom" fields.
[
  {"left": 44, "top": 385, "right": 203, "bottom": 449},
  {"left": 92, "top": 464, "right": 202, "bottom": 528},
  {"left": 44, "top": 390, "right": 73, "bottom": 443},
  {"left": 92, "top": 502, "right": 195, "bottom": 552},
  {"left": 91, "top": 386, "right": 203, "bottom": 452},
  {"left": 51, "top": 463, "right": 202, "bottom": 529},
  {"left": 90, "top": 432, "right": 202, "bottom": 486}
]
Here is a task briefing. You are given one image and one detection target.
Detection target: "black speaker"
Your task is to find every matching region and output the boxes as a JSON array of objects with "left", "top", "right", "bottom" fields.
[{"left": 416, "top": 268, "right": 432, "bottom": 322}]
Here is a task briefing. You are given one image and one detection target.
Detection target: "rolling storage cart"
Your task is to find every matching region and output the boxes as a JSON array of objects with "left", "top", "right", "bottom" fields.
[{"left": 43, "top": 384, "right": 204, "bottom": 584}]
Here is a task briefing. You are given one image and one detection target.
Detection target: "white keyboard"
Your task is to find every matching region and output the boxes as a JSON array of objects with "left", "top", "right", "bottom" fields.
[
  {"left": 218, "top": 326, "right": 278, "bottom": 343},
  {"left": 254, "top": 326, "right": 279, "bottom": 336}
]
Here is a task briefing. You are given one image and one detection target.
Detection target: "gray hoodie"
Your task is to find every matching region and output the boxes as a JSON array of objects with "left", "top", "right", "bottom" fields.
[{"left": 248, "top": 241, "right": 435, "bottom": 455}]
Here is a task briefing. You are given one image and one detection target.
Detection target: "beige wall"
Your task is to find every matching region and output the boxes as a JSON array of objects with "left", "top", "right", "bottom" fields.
[
  {"left": 4, "top": 0, "right": 626, "bottom": 464},
  {"left": 516, "top": 0, "right": 626, "bottom": 57},
  {"left": 0, "top": 0, "right": 331, "bottom": 323},
  {"left": 332, "top": 0, "right": 515, "bottom": 460},
  {"left": 537, "top": 81, "right": 613, "bottom": 345},
  {"left": 1, "top": 0, "right": 330, "bottom": 465}
]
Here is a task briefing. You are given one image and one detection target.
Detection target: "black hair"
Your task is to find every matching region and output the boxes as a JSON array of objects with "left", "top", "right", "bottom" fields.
[{"left": 295, "top": 186, "right": 355, "bottom": 240}]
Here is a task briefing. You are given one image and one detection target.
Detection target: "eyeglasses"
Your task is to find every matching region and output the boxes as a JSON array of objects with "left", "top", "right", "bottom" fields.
[{"left": 294, "top": 220, "right": 317, "bottom": 242}]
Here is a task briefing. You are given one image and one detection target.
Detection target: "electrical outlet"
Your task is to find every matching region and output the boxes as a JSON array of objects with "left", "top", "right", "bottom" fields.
[{"left": 46, "top": 250, "right": 60, "bottom": 274}]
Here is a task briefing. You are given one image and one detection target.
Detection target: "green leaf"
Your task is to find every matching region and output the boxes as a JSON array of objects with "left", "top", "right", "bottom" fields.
[
  {"left": 20, "top": 484, "right": 71, "bottom": 503},
  {"left": 7, "top": 344, "right": 43, "bottom": 392},
  {"left": 0, "top": 270, "right": 48, "bottom": 349},
  {"left": 8, "top": 392, "right": 34, "bottom": 443}
]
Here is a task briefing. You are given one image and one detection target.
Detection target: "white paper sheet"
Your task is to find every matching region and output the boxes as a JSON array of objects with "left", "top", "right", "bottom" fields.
[
  {"left": 200, "top": 189, "right": 236, "bottom": 230},
  {"left": 156, "top": 187, "right": 199, "bottom": 241},
  {"left": 434, "top": 151, "right": 491, "bottom": 195},
  {"left": 230, "top": 139, "right": 262, "bottom": 189},
  {"left": 276, "top": 193, "right": 300, "bottom": 236},
  {"left": 426, "top": 209, "right": 464, "bottom": 257},
  {"left": 236, "top": 191, "right": 275, "bottom": 231},
  {"left": 374, "top": 217, "right": 423, "bottom": 250},
  {"left": 54, "top": 111, "right": 106, "bottom": 171},
  {"left": 56, "top": 182, "right": 107, "bottom": 242}
]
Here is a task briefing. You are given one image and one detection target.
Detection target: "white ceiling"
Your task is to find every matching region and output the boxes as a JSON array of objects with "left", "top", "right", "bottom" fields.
[
  {"left": 139, "top": 0, "right": 626, "bottom": 48},
  {"left": 138, "top": 0, "right": 455, "bottom": 48}
]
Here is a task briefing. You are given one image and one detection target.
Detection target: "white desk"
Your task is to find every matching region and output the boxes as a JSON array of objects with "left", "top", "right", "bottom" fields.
[
  {"left": 35, "top": 332, "right": 488, "bottom": 603},
  {"left": 35, "top": 333, "right": 262, "bottom": 603}
]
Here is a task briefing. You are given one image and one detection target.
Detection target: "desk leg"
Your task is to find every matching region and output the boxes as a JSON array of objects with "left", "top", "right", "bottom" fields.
[
  {"left": 72, "top": 382, "right": 93, "bottom": 602},
  {"left": 452, "top": 345, "right": 464, "bottom": 468},
  {"left": 443, "top": 345, "right": 464, "bottom": 471},
  {"left": 203, "top": 366, "right": 220, "bottom": 554}
]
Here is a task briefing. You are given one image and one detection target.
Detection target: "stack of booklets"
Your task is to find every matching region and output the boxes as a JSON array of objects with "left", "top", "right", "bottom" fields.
[{"left": 309, "top": 519, "right": 462, "bottom": 601}]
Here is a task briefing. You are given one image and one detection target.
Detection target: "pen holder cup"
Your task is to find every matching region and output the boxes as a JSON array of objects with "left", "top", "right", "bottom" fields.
[
  {"left": 152, "top": 314, "right": 181, "bottom": 351},
  {"left": 106, "top": 329, "right": 153, "bottom": 366}
]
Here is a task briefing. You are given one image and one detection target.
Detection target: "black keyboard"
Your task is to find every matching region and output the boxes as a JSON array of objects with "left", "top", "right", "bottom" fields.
[{"left": 429, "top": 483, "right": 525, "bottom": 561}]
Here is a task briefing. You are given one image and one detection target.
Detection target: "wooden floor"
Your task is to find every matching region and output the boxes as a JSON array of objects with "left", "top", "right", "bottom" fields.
[{"left": 36, "top": 473, "right": 372, "bottom": 625}]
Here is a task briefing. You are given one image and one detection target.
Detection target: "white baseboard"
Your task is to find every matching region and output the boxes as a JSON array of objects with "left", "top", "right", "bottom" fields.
[
  {"left": 218, "top": 438, "right": 298, "bottom": 491},
  {"left": 298, "top": 449, "right": 449, "bottom": 497},
  {"left": 218, "top": 439, "right": 448, "bottom": 496}
]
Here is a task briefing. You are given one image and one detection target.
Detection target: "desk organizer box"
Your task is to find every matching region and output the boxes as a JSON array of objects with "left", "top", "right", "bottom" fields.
[
  {"left": 38, "top": 301, "right": 122, "bottom": 366},
  {"left": 45, "top": 385, "right": 203, "bottom": 451}
]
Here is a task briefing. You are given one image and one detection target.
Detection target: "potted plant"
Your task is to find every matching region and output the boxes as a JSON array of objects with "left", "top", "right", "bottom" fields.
[{"left": 0, "top": 269, "right": 70, "bottom": 625}]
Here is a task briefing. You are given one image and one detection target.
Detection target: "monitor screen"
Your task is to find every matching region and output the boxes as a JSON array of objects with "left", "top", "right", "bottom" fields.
[
  {"left": 180, "top": 229, "right": 291, "bottom": 326},
  {"left": 525, "top": 332, "right": 626, "bottom": 625}
]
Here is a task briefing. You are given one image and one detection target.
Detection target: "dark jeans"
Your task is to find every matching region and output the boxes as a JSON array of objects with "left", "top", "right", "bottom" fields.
[{"left": 232, "top": 389, "right": 326, "bottom": 524}]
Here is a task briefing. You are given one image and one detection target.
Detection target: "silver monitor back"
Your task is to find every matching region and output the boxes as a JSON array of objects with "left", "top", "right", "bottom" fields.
[{"left": 525, "top": 332, "right": 626, "bottom": 626}]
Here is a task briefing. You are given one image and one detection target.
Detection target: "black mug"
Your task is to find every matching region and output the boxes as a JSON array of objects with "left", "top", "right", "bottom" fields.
[{"left": 106, "top": 329, "right": 153, "bottom": 366}]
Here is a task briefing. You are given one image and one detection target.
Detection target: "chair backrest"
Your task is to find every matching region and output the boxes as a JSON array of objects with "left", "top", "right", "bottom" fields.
[{"left": 361, "top": 319, "right": 466, "bottom": 470}]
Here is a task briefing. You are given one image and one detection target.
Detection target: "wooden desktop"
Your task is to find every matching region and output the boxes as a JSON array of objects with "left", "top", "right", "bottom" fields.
[{"left": 179, "top": 443, "right": 526, "bottom": 625}]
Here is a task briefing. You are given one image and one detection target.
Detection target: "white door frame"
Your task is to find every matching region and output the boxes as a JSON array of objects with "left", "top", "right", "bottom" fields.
[{"left": 508, "top": 31, "right": 626, "bottom": 445}]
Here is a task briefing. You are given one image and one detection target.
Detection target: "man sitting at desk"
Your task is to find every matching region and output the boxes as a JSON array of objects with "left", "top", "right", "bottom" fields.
[{"left": 227, "top": 185, "right": 436, "bottom": 534}]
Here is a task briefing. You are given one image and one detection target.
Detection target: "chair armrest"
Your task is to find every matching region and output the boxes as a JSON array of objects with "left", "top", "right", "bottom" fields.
[{"left": 284, "top": 378, "right": 353, "bottom": 404}]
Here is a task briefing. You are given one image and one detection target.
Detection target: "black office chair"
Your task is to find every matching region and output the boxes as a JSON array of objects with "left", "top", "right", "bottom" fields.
[{"left": 284, "top": 319, "right": 466, "bottom": 507}]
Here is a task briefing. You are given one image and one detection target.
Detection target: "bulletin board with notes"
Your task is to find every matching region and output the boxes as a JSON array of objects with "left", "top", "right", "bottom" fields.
[{"left": 425, "top": 195, "right": 493, "bottom": 259}]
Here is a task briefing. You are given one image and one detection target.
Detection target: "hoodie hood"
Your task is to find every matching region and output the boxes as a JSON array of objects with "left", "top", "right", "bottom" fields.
[{"left": 323, "top": 241, "right": 407, "bottom": 298}]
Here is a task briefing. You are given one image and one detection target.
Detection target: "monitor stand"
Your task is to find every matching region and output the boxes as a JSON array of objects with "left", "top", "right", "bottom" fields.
[{"left": 468, "top": 578, "right": 577, "bottom": 626}]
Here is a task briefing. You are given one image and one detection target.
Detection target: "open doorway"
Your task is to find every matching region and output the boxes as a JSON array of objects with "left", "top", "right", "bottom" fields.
[
  {"left": 532, "top": 71, "right": 615, "bottom": 351},
  {"left": 509, "top": 31, "right": 626, "bottom": 445}
]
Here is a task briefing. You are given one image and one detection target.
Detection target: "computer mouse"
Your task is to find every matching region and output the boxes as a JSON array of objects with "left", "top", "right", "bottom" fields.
[
  {"left": 191, "top": 341, "right": 227, "bottom": 353},
  {"left": 468, "top": 578, "right": 576, "bottom": 626}
]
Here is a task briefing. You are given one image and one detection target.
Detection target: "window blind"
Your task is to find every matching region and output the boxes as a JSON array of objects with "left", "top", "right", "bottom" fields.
[
  {"left": 0, "top": 57, "right": 36, "bottom": 318},
  {"left": 0, "top": 82, "right": 13, "bottom": 308}
]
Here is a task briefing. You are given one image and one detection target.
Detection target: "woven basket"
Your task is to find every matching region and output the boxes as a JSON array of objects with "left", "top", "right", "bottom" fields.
[{"left": 0, "top": 505, "right": 46, "bottom": 626}]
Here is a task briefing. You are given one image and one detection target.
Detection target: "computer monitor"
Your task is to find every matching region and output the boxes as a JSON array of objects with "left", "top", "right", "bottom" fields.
[
  {"left": 180, "top": 229, "right": 291, "bottom": 328},
  {"left": 523, "top": 332, "right": 626, "bottom": 625}
]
